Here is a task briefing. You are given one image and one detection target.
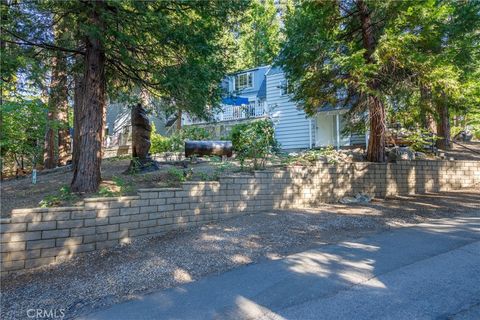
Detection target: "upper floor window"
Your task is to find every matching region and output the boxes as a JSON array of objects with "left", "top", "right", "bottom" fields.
[
  {"left": 280, "top": 79, "right": 294, "bottom": 95},
  {"left": 234, "top": 72, "right": 253, "bottom": 91}
]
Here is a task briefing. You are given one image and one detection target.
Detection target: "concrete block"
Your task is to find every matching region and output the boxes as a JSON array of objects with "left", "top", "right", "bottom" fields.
[
  {"left": 120, "top": 207, "right": 140, "bottom": 215},
  {"left": 42, "top": 229, "right": 70, "bottom": 239},
  {"left": 1, "top": 223, "right": 27, "bottom": 233},
  {"left": 70, "top": 227, "right": 96, "bottom": 236},
  {"left": 27, "top": 239, "right": 54, "bottom": 250}
]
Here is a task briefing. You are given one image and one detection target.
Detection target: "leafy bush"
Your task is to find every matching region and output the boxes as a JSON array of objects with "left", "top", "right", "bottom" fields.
[
  {"left": 229, "top": 119, "right": 278, "bottom": 169},
  {"left": 167, "top": 167, "right": 186, "bottom": 182},
  {"left": 1, "top": 99, "right": 47, "bottom": 175},
  {"left": 282, "top": 146, "right": 342, "bottom": 165},
  {"left": 150, "top": 126, "right": 212, "bottom": 154},
  {"left": 112, "top": 176, "right": 133, "bottom": 194},
  {"left": 150, "top": 132, "right": 171, "bottom": 154},
  {"left": 39, "top": 186, "right": 77, "bottom": 207},
  {"left": 404, "top": 129, "right": 438, "bottom": 151},
  {"left": 180, "top": 126, "right": 212, "bottom": 141}
]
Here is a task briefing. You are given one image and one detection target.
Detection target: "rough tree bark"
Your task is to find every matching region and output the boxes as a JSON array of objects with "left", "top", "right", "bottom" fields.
[
  {"left": 419, "top": 85, "right": 436, "bottom": 133},
  {"left": 176, "top": 110, "right": 182, "bottom": 131},
  {"left": 44, "top": 24, "right": 69, "bottom": 169},
  {"left": 358, "top": 0, "right": 386, "bottom": 163},
  {"left": 71, "top": 1, "right": 106, "bottom": 193},
  {"left": 436, "top": 96, "right": 451, "bottom": 150},
  {"left": 72, "top": 66, "right": 84, "bottom": 173},
  {"left": 44, "top": 105, "right": 56, "bottom": 169}
]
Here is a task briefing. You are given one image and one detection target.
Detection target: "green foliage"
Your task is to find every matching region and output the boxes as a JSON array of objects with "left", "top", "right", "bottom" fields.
[
  {"left": 283, "top": 146, "right": 341, "bottom": 165},
  {"left": 150, "top": 132, "right": 171, "bottom": 154},
  {"left": 167, "top": 167, "right": 186, "bottom": 183},
  {"left": 112, "top": 176, "right": 133, "bottom": 195},
  {"left": 151, "top": 126, "right": 212, "bottom": 154},
  {"left": 279, "top": 0, "right": 480, "bottom": 156},
  {"left": 180, "top": 127, "right": 212, "bottom": 141},
  {"left": 1, "top": 99, "right": 47, "bottom": 173},
  {"left": 229, "top": 119, "right": 278, "bottom": 169},
  {"left": 97, "top": 186, "right": 117, "bottom": 198},
  {"left": 39, "top": 186, "right": 77, "bottom": 207},
  {"left": 404, "top": 129, "right": 438, "bottom": 152},
  {"left": 235, "top": 0, "right": 281, "bottom": 70}
]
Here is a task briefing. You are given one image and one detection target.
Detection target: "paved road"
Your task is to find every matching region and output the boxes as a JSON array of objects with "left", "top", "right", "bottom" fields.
[{"left": 84, "top": 216, "right": 480, "bottom": 320}]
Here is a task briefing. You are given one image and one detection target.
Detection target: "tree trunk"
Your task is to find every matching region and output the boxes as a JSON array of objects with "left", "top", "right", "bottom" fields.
[
  {"left": 44, "top": 23, "right": 69, "bottom": 169},
  {"left": 56, "top": 54, "right": 69, "bottom": 166},
  {"left": 71, "top": 1, "right": 106, "bottom": 193},
  {"left": 358, "top": 0, "right": 386, "bottom": 162},
  {"left": 419, "top": 85, "right": 436, "bottom": 133},
  {"left": 436, "top": 98, "right": 451, "bottom": 150},
  {"left": 72, "top": 65, "right": 84, "bottom": 172},
  {"left": 176, "top": 110, "right": 182, "bottom": 131},
  {"left": 366, "top": 95, "right": 386, "bottom": 162},
  {"left": 44, "top": 110, "right": 56, "bottom": 169}
]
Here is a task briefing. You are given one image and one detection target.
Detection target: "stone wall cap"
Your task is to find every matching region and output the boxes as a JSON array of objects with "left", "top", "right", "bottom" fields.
[
  {"left": 138, "top": 188, "right": 182, "bottom": 192},
  {"left": 84, "top": 196, "right": 140, "bottom": 202},
  {"left": 182, "top": 181, "right": 220, "bottom": 185},
  {"left": 11, "top": 206, "right": 83, "bottom": 214}
]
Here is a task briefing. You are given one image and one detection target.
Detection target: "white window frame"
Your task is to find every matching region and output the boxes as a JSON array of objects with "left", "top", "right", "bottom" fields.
[
  {"left": 280, "top": 79, "right": 293, "bottom": 96},
  {"left": 234, "top": 72, "right": 254, "bottom": 91}
]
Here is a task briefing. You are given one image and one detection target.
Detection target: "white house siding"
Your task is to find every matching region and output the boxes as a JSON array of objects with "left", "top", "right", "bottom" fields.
[{"left": 266, "top": 71, "right": 312, "bottom": 150}]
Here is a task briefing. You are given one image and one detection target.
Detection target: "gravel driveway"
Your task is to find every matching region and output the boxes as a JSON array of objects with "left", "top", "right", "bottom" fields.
[{"left": 1, "top": 190, "right": 479, "bottom": 320}]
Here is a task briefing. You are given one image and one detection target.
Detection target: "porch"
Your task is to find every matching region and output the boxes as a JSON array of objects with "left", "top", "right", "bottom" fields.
[
  {"left": 182, "top": 101, "right": 268, "bottom": 126},
  {"left": 315, "top": 108, "right": 367, "bottom": 148}
]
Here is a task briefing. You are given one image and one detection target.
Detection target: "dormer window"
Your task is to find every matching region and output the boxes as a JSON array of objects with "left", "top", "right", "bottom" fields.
[{"left": 234, "top": 72, "right": 253, "bottom": 91}]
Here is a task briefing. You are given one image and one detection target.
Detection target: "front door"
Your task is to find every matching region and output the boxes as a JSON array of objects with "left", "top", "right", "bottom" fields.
[{"left": 316, "top": 114, "right": 335, "bottom": 147}]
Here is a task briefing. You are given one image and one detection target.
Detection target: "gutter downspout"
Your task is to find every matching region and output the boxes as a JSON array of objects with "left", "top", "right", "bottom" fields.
[
  {"left": 336, "top": 113, "right": 340, "bottom": 150},
  {"left": 309, "top": 118, "right": 313, "bottom": 149}
]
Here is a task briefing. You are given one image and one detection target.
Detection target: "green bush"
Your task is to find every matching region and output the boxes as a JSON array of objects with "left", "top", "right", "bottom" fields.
[
  {"left": 150, "top": 132, "right": 171, "bottom": 154},
  {"left": 39, "top": 185, "right": 77, "bottom": 207},
  {"left": 180, "top": 126, "right": 212, "bottom": 141},
  {"left": 229, "top": 119, "right": 278, "bottom": 169},
  {"left": 405, "top": 129, "right": 438, "bottom": 151},
  {"left": 150, "top": 126, "right": 212, "bottom": 154}
]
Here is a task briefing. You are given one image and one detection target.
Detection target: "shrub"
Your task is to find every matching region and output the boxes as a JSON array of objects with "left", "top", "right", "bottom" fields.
[
  {"left": 405, "top": 129, "right": 438, "bottom": 151},
  {"left": 229, "top": 119, "right": 278, "bottom": 169},
  {"left": 39, "top": 185, "right": 77, "bottom": 207},
  {"left": 180, "top": 126, "right": 212, "bottom": 141},
  {"left": 150, "top": 126, "right": 212, "bottom": 154},
  {"left": 150, "top": 132, "right": 171, "bottom": 154}
]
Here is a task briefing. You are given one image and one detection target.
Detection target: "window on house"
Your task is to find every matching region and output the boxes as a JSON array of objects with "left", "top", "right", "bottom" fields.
[
  {"left": 280, "top": 79, "right": 294, "bottom": 95},
  {"left": 235, "top": 72, "right": 253, "bottom": 90}
]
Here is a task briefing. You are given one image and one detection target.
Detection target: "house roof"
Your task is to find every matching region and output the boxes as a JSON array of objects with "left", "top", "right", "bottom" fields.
[
  {"left": 229, "top": 65, "right": 271, "bottom": 76},
  {"left": 265, "top": 66, "right": 283, "bottom": 76}
]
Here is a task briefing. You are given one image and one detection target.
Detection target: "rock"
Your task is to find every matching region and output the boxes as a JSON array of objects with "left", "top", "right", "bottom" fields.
[
  {"left": 340, "top": 193, "right": 373, "bottom": 204},
  {"left": 387, "top": 146, "right": 416, "bottom": 161},
  {"left": 415, "top": 151, "right": 427, "bottom": 160}
]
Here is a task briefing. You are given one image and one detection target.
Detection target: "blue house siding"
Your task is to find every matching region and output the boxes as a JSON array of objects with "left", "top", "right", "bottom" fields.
[
  {"left": 266, "top": 70, "right": 312, "bottom": 150},
  {"left": 226, "top": 66, "right": 270, "bottom": 101}
]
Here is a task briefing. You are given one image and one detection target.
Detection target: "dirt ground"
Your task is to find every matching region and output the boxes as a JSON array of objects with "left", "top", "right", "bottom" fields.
[
  {"left": 441, "top": 140, "right": 480, "bottom": 161},
  {"left": 1, "top": 141, "right": 479, "bottom": 217},
  {"left": 0, "top": 156, "right": 244, "bottom": 217},
  {"left": 1, "top": 190, "right": 479, "bottom": 320}
]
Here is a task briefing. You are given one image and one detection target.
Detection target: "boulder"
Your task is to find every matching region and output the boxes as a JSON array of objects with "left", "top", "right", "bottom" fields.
[{"left": 387, "top": 146, "right": 416, "bottom": 161}]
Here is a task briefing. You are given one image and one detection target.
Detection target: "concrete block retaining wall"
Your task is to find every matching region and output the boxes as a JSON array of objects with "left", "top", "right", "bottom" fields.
[{"left": 1, "top": 160, "right": 479, "bottom": 275}]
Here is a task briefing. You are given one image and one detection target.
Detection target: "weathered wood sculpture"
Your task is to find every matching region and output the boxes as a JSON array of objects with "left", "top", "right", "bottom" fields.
[{"left": 126, "top": 103, "right": 160, "bottom": 173}]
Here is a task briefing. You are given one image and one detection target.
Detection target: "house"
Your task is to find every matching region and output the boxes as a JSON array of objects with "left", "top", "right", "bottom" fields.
[
  {"left": 182, "top": 65, "right": 367, "bottom": 151},
  {"left": 105, "top": 102, "right": 167, "bottom": 149}
]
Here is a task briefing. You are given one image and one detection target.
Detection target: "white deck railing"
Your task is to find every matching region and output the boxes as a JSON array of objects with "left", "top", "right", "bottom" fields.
[{"left": 183, "top": 101, "right": 268, "bottom": 125}]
